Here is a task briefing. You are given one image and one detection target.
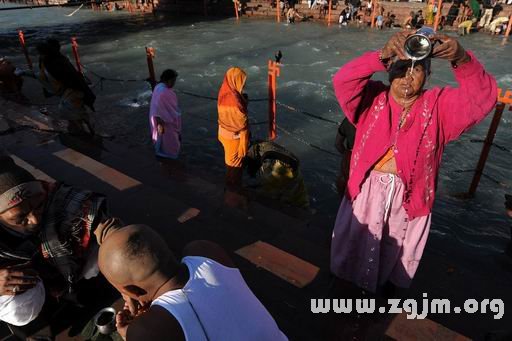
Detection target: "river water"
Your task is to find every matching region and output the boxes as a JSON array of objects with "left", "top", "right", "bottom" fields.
[{"left": 1, "top": 5, "right": 511, "bottom": 258}]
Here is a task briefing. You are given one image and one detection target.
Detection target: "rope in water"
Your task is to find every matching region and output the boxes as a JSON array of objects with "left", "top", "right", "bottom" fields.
[
  {"left": 469, "top": 139, "right": 511, "bottom": 153},
  {"left": 276, "top": 125, "right": 339, "bottom": 157},
  {"left": 277, "top": 101, "right": 340, "bottom": 125},
  {"left": 81, "top": 63, "right": 269, "bottom": 101},
  {"left": 453, "top": 169, "right": 511, "bottom": 188}
]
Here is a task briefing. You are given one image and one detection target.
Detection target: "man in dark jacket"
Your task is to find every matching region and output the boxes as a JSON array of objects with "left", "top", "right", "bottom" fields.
[
  {"left": 36, "top": 39, "right": 96, "bottom": 135},
  {"left": 0, "top": 155, "right": 121, "bottom": 326},
  {"left": 334, "top": 118, "right": 355, "bottom": 197}
]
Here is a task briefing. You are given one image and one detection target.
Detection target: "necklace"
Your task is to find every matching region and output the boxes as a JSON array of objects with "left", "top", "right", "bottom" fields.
[
  {"left": 399, "top": 105, "right": 412, "bottom": 129},
  {"left": 392, "top": 105, "right": 412, "bottom": 148}
]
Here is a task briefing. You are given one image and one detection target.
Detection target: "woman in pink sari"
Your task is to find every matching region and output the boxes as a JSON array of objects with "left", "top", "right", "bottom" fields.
[
  {"left": 149, "top": 69, "right": 182, "bottom": 159},
  {"left": 330, "top": 32, "right": 497, "bottom": 294}
]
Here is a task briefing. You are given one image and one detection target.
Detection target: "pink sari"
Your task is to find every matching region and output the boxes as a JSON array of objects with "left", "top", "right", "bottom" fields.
[{"left": 149, "top": 83, "right": 182, "bottom": 159}]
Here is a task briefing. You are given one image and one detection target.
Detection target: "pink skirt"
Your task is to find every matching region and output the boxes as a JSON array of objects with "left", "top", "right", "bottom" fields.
[{"left": 330, "top": 170, "right": 431, "bottom": 293}]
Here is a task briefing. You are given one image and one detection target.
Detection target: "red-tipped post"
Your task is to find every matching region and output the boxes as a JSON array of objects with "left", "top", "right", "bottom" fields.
[
  {"left": 18, "top": 30, "right": 33, "bottom": 71},
  {"left": 71, "top": 37, "right": 83, "bottom": 74},
  {"left": 268, "top": 60, "right": 280, "bottom": 141},
  {"left": 146, "top": 47, "right": 156, "bottom": 90}
]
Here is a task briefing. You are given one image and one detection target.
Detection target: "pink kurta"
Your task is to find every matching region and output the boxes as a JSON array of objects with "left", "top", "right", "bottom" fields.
[
  {"left": 331, "top": 51, "right": 497, "bottom": 292},
  {"left": 149, "top": 83, "right": 182, "bottom": 159},
  {"left": 333, "top": 50, "right": 497, "bottom": 219}
]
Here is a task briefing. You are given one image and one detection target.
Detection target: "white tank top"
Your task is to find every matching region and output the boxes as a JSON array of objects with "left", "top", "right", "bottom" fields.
[{"left": 151, "top": 256, "right": 288, "bottom": 341}]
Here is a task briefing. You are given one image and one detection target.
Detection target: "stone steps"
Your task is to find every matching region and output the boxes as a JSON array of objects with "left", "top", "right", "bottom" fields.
[{"left": 156, "top": 0, "right": 203, "bottom": 13}]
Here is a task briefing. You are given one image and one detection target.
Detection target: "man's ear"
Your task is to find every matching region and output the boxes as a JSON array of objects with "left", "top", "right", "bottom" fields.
[{"left": 124, "top": 285, "right": 147, "bottom": 298}]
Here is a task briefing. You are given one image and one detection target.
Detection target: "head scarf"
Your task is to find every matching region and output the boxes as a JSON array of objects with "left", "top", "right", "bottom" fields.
[
  {"left": 224, "top": 67, "right": 247, "bottom": 95},
  {"left": 0, "top": 155, "right": 43, "bottom": 214},
  {"left": 218, "top": 67, "right": 248, "bottom": 133}
]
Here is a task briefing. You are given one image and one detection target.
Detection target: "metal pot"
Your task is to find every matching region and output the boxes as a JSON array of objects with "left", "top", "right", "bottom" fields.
[
  {"left": 94, "top": 307, "right": 117, "bottom": 335},
  {"left": 404, "top": 27, "right": 436, "bottom": 61}
]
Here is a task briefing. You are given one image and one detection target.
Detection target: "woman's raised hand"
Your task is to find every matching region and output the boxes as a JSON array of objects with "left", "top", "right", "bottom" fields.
[{"left": 381, "top": 31, "right": 413, "bottom": 61}]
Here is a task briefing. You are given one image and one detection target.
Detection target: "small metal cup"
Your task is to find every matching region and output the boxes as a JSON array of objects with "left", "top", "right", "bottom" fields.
[
  {"left": 94, "top": 307, "right": 117, "bottom": 335},
  {"left": 404, "top": 27, "right": 436, "bottom": 61}
]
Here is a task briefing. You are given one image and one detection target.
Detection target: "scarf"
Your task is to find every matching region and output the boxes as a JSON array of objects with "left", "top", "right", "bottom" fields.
[
  {"left": 0, "top": 182, "right": 105, "bottom": 291},
  {"left": 217, "top": 67, "right": 248, "bottom": 133}
]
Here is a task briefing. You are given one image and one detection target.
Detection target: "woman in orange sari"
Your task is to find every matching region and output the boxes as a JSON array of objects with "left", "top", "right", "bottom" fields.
[{"left": 217, "top": 67, "right": 249, "bottom": 192}]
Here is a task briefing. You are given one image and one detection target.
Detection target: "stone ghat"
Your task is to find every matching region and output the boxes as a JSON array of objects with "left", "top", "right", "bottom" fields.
[
  {"left": 5, "top": 0, "right": 68, "bottom": 5},
  {"left": 154, "top": 0, "right": 202, "bottom": 14},
  {"left": 3, "top": 0, "right": 511, "bottom": 22},
  {"left": 2, "top": 0, "right": 230, "bottom": 15}
]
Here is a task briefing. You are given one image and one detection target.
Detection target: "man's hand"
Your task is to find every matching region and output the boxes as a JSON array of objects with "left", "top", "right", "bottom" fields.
[
  {"left": 122, "top": 295, "right": 150, "bottom": 317},
  {"left": 117, "top": 295, "right": 151, "bottom": 340},
  {"left": 0, "top": 266, "right": 38, "bottom": 296},
  {"left": 116, "top": 308, "right": 133, "bottom": 340},
  {"left": 432, "top": 34, "right": 469, "bottom": 65},
  {"left": 381, "top": 31, "right": 413, "bottom": 61}
]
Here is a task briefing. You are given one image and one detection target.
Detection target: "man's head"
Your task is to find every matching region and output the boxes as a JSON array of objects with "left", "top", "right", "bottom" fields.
[
  {"left": 46, "top": 39, "right": 61, "bottom": 56},
  {"left": 36, "top": 43, "right": 49, "bottom": 58},
  {"left": 160, "top": 69, "right": 178, "bottom": 88},
  {"left": 36, "top": 39, "right": 61, "bottom": 58},
  {"left": 389, "top": 58, "right": 431, "bottom": 101},
  {"left": 98, "top": 224, "right": 179, "bottom": 302},
  {"left": 0, "top": 155, "right": 46, "bottom": 235}
]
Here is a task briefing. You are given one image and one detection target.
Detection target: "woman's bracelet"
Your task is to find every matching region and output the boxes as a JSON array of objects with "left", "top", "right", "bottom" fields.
[
  {"left": 451, "top": 52, "right": 471, "bottom": 69},
  {"left": 378, "top": 50, "right": 391, "bottom": 69}
]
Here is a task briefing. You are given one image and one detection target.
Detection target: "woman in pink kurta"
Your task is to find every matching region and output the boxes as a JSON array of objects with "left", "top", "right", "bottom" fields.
[
  {"left": 149, "top": 69, "right": 182, "bottom": 159},
  {"left": 330, "top": 32, "right": 497, "bottom": 293}
]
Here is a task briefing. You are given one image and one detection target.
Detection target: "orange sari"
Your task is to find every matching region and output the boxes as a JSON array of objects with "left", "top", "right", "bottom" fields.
[{"left": 217, "top": 67, "right": 249, "bottom": 168}]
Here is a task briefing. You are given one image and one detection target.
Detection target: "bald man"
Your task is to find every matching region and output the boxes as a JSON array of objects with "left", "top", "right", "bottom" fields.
[{"left": 98, "top": 225, "right": 288, "bottom": 341}]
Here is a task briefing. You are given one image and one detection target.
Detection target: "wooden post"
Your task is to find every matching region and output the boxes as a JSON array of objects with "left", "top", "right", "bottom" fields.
[
  {"left": 234, "top": 0, "right": 239, "bottom": 20},
  {"left": 18, "top": 30, "right": 33, "bottom": 71},
  {"left": 505, "top": 15, "right": 512, "bottom": 37},
  {"left": 433, "top": 0, "right": 443, "bottom": 31},
  {"left": 276, "top": 0, "right": 280, "bottom": 22},
  {"left": 370, "top": 0, "right": 377, "bottom": 28},
  {"left": 327, "top": 0, "right": 332, "bottom": 26},
  {"left": 268, "top": 60, "right": 280, "bottom": 141},
  {"left": 467, "top": 102, "right": 506, "bottom": 197},
  {"left": 146, "top": 47, "right": 156, "bottom": 90},
  {"left": 203, "top": 0, "right": 207, "bottom": 17},
  {"left": 71, "top": 37, "right": 83, "bottom": 74}
]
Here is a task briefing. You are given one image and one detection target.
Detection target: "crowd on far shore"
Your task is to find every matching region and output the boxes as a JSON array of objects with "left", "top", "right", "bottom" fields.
[{"left": 264, "top": 0, "right": 511, "bottom": 36}]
